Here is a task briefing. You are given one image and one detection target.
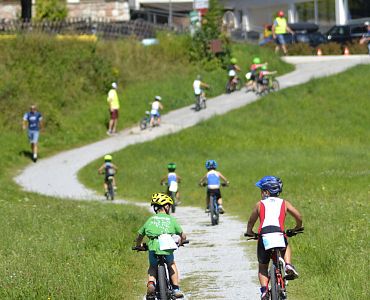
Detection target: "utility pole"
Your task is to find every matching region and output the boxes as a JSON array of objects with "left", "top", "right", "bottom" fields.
[{"left": 169, "top": 0, "right": 173, "bottom": 28}]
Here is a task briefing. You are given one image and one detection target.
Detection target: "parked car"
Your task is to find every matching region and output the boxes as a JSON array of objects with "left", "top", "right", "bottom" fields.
[
  {"left": 279, "top": 22, "right": 327, "bottom": 47},
  {"left": 325, "top": 23, "right": 368, "bottom": 44}
]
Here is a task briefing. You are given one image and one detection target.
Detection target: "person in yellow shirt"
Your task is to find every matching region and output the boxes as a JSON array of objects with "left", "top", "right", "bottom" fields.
[
  {"left": 272, "top": 11, "right": 294, "bottom": 55},
  {"left": 107, "top": 82, "right": 120, "bottom": 135}
]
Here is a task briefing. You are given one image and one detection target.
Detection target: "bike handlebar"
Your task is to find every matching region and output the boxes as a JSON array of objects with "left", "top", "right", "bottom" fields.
[
  {"left": 244, "top": 227, "right": 304, "bottom": 240},
  {"left": 132, "top": 240, "right": 190, "bottom": 252}
]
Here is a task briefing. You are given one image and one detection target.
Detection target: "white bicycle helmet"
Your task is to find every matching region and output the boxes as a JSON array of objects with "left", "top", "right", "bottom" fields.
[{"left": 228, "top": 70, "right": 236, "bottom": 77}]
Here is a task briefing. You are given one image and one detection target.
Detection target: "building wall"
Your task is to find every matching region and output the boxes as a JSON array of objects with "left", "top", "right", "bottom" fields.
[{"left": 0, "top": 1, "right": 130, "bottom": 21}]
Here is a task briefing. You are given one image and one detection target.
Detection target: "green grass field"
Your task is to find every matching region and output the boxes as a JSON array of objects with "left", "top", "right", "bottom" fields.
[
  {"left": 81, "top": 65, "right": 370, "bottom": 299},
  {"left": 0, "top": 33, "right": 292, "bottom": 298}
]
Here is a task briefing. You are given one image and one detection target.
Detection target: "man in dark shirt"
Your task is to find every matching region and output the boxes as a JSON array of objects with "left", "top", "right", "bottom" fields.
[{"left": 22, "top": 105, "right": 43, "bottom": 162}]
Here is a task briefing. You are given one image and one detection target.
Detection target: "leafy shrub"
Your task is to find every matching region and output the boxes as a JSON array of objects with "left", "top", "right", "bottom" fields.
[{"left": 36, "top": 0, "right": 67, "bottom": 21}]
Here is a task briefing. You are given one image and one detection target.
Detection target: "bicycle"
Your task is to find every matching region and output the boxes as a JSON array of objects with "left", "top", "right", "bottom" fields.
[
  {"left": 194, "top": 93, "right": 207, "bottom": 112},
  {"left": 161, "top": 182, "right": 180, "bottom": 213},
  {"left": 256, "top": 73, "right": 280, "bottom": 96},
  {"left": 132, "top": 239, "right": 189, "bottom": 300},
  {"left": 201, "top": 182, "right": 228, "bottom": 226},
  {"left": 99, "top": 170, "right": 116, "bottom": 200},
  {"left": 225, "top": 77, "right": 241, "bottom": 94},
  {"left": 245, "top": 228, "right": 304, "bottom": 300},
  {"left": 140, "top": 111, "right": 159, "bottom": 130}
]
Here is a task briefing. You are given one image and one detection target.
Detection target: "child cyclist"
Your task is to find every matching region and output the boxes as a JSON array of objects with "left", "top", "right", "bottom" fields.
[
  {"left": 135, "top": 193, "right": 187, "bottom": 299},
  {"left": 98, "top": 154, "right": 118, "bottom": 196},
  {"left": 199, "top": 160, "right": 229, "bottom": 214},
  {"left": 245, "top": 57, "right": 267, "bottom": 92},
  {"left": 245, "top": 176, "right": 303, "bottom": 300},
  {"left": 160, "top": 162, "right": 182, "bottom": 203}
]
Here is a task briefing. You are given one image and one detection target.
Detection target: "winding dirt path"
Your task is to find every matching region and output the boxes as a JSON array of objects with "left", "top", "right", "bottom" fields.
[{"left": 15, "top": 56, "right": 369, "bottom": 299}]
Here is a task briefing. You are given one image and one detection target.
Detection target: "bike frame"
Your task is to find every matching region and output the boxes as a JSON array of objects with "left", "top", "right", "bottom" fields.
[{"left": 269, "top": 248, "right": 287, "bottom": 300}]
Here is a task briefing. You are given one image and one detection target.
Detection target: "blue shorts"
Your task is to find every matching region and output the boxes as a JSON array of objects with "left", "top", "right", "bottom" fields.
[
  {"left": 151, "top": 112, "right": 160, "bottom": 118},
  {"left": 28, "top": 130, "right": 40, "bottom": 144},
  {"left": 275, "top": 34, "right": 286, "bottom": 45},
  {"left": 149, "top": 251, "right": 174, "bottom": 266}
]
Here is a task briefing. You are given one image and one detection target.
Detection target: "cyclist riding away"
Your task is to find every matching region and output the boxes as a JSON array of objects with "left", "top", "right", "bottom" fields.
[
  {"left": 150, "top": 96, "right": 163, "bottom": 127},
  {"left": 135, "top": 193, "right": 187, "bottom": 299},
  {"left": 245, "top": 176, "right": 303, "bottom": 300},
  {"left": 193, "top": 75, "right": 209, "bottom": 100},
  {"left": 98, "top": 154, "right": 118, "bottom": 196},
  {"left": 199, "top": 160, "right": 229, "bottom": 214},
  {"left": 227, "top": 57, "right": 241, "bottom": 90},
  {"left": 257, "top": 65, "right": 277, "bottom": 93},
  {"left": 160, "top": 162, "right": 182, "bottom": 204},
  {"left": 245, "top": 57, "right": 267, "bottom": 92}
]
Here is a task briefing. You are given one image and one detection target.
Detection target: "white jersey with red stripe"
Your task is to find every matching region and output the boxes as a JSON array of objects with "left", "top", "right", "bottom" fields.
[{"left": 258, "top": 197, "right": 286, "bottom": 234}]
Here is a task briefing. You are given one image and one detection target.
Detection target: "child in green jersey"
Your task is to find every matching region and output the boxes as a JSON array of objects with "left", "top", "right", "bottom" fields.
[{"left": 135, "top": 193, "right": 187, "bottom": 299}]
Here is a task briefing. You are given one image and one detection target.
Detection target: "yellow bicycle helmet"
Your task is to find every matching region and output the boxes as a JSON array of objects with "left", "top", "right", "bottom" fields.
[
  {"left": 151, "top": 193, "right": 174, "bottom": 206},
  {"left": 104, "top": 154, "right": 112, "bottom": 161}
]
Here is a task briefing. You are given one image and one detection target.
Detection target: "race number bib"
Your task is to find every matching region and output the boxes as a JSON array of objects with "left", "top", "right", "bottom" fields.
[
  {"left": 262, "top": 232, "right": 286, "bottom": 250},
  {"left": 158, "top": 234, "right": 178, "bottom": 251},
  {"left": 169, "top": 181, "right": 178, "bottom": 192}
]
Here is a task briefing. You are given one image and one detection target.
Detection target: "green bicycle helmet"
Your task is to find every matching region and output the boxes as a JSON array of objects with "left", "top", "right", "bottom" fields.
[
  {"left": 230, "top": 58, "right": 237, "bottom": 64},
  {"left": 261, "top": 65, "right": 267, "bottom": 70},
  {"left": 167, "top": 162, "right": 176, "bottom": 172},
  {"left": 253, "top": 57, "right": 261, "bottom": 64}
]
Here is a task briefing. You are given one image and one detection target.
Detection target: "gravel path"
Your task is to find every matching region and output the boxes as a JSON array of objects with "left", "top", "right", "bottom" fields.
[{"left": 15, "top": 56, "right": 369, "bottom": 299}]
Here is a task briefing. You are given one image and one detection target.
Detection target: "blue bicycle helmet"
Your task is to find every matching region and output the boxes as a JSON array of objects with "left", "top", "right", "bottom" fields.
[
  {"left": 255, "top": 176, "right": 283, "bottom": 196},
  {"left": 205, "top": 160, "right": 218, "bottom": 170}
]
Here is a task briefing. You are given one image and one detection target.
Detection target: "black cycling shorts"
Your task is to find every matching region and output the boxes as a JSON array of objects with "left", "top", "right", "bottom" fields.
[{"left": 207, "top": 188, "right": 221, "bottom": 200}]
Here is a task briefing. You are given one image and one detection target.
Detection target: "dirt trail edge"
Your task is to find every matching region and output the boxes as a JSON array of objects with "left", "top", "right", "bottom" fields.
[{"left": 15, "top": 56, "right": 369, "bottom": 299}]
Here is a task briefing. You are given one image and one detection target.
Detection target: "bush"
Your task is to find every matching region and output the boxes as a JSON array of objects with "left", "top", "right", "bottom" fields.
[{"left": 35, "top": 0, "right": 67, "bottom": 21}]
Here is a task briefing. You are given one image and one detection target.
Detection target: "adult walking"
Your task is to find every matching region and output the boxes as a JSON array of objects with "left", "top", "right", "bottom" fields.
[
  {"left": 272, "top": 10, "right": 294, "bottom": 55},
  {"left": 22, "top": 104, "right": 43, "bottom": 162},
  {"left": 107, "top": 82, "right": 120, "bottom": 135},
  {"left": 359, "top": 21, "right": 370, "bottom": 55}
]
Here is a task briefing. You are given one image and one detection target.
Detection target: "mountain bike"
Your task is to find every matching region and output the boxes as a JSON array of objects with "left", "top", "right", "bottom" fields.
[
  {"left": 161, "top": 182, "right": 180, "bottom": 213},
  {"left": 245, "top": 228, "right": 304, "bottom": 300},
  {"left": 195, "top": 93, "right": 206, "bottom": 111},
  {"left": 256, "top": 73, "right": 280, "bottom": 96},
  {"left": 226, "top": 77, "right": 241, "bottom": 93},
  {"left": 201, "top": 182, "right": 228, "bottom": 226},
  {"left": 105, "top": 175, "right": 115, "bottom": 200},
  {"left": 132, "top": 239, "right": 189, "bottom": 300},
  {"left": 140, "top": 111, "right": 159, "bottom": 130}
]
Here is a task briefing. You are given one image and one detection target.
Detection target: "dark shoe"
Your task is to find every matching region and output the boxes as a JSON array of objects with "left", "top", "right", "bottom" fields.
[
  {"left": 218, "top": 206, "right": 225, "bottom": 214},
  {"left": 146, "top": 282, "right": 155, "bottom": 297},
  {"left": 261, "top": 290, "right": 269, "bottom": 300},
  {"left": 285, "top": 263, "right": 299, "bottom": 280},
  {"left": 172, "top": 288, "right": 184, "bottom": 298},
  {"left": 205, "top": 208, "right": 210, "bottom": 213}
]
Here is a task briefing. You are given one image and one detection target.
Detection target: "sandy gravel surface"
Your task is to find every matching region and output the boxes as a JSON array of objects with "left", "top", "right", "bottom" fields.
[{"left": 15, "top": 56, "right": 369, "bottom": 299}]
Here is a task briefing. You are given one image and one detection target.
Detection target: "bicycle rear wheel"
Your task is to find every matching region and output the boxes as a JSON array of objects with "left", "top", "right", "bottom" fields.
[
  {"left": 140, "top": 118, "right": 148, "bottom": 130},
  {"left": 210, "top": 195, "right": 219, "bottom": 226},
  {"left": 108, "top": 181, "right": 114, "bottom": 200},
  {"left": 157, "top": 265, "right": 169, "bottom": 300},
  {"left": 270, "top": 264, "right": 279, "bottom": 300}
]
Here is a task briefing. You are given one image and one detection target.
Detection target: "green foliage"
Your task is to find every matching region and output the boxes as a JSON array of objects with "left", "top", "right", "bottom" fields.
[
  {"left": 189, "top": 0, "right": 231, "bottom": 67},
  {"left": 81, "top": 65, "right": 370, "bottom": 300},
  {"left": 35, "top": 0, "right": 67, "bottom": 21}
]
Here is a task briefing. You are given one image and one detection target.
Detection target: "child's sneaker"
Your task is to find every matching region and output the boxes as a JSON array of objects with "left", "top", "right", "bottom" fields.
[
  {"left": 260, "top": 286, "right": 269, "bottom": 300},
  {"left": 146, "top": 282, "right": 155, "bottom": 298},
  {"left": 285, "top": 263, "right": 299, "bottom": 280},
  {"left": 218, "top": 205, "right": 225, "bottom": 214},
  {"left": 172, "top": 288, "right": 184, "bottom": 298}
]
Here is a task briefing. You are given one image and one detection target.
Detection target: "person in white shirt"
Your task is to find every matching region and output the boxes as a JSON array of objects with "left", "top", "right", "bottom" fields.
[{"left": 150, "top": 96, "right": 163, "bottom": 127}]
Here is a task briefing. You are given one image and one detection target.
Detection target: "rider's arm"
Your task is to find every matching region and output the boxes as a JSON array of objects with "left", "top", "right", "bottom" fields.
[
  {"left": 98, "top": 164, "right": 104, "bottom": 174},
  {"left": 112, "top": 163, "right": 118, "bottom": 171},
  {"left": 246, "top": 202, "right": 260, "bottom": 236},
  {"left": 285, "top": 200, "right": 303, "bottom": 230},
  {"left": 177, "top": 175, "right": 182, "bottom": 183},
  {"left": 235, "top": 65, "right": 241, "bottom": 72},
  {"left": 218, "top": 172, "right": 230, "bottom": 184},
  {"left": 199, "top": 175, "right": 207, "bottom": 185},
  {"left": 160, "top": 175, "right": 167, "bottom": 185},
  {"left": 180, "top": 232, "right": 187, "bottom": 244},
  {"left": 200, "top": 82, "right": 209, "bottom": 89},
  {"left": 135, "top": 234, "right": 145, "bottom": 247}
]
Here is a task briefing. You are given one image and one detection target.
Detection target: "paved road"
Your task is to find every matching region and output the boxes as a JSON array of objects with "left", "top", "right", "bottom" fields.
[{"left": 15, "top": 55, "right": 369, "bottom": 299}]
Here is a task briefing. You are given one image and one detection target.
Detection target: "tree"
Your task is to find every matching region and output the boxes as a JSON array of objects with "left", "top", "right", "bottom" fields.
[{"left": 35, "top": 0, "right": 68, "bottom": 21}]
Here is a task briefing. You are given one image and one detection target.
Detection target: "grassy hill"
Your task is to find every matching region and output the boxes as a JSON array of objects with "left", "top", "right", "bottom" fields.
[
  {"left": 81, "top": 64, "right": 370, "bottom": 300},
  {"left": 0, "top": 33, "right": 292, "bottom": 298}
]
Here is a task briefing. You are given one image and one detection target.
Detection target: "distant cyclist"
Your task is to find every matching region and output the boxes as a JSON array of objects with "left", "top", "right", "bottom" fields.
[
  {"left": 193, "top": 75, "right": 209, "bottom": 100},
  {"left": 227, "top": 57, "right": 241, "bottom": 91},
  {"left": 98, "top": 154, "right": 118, "bottom": 196},
  {"left": 160, "top": 162, "right": 182, "bottom": 203},
  {"left": 199, "top": 160, "right": 229, "bottom": 214},
  {"left": 245, "top": 176, "right": 303, "bottom": 300},
  {"left": 135, "top": 193, "right": 187, "bottom": 299},
  {"left": 245, "top": 57, "right": 267, "bottom": 92},
  {"left": 150, "top": 96, "right": 163, "bottom": 127}
]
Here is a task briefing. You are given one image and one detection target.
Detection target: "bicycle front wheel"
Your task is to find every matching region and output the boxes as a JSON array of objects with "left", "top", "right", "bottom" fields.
[
  {"left": 157, "top": 265, "right": 168, "bottom": 300},
  {"left": 271, "top": 79, "right": 280, "bottom": 92},
  {"left": 200, "top": 97, "right": 206, "bottom": 109},
  {"left": 140, "top": 118, "right": 147, "bottom": 130},
  {"left": 270, "top": 264, "right": 279, "bottom": 300},
  {"left": 210, "top": 195, "right": 219, "bottom": 226},
  {"left": 108, "top": 182, "right": 114, "bottom": 200}
]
